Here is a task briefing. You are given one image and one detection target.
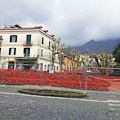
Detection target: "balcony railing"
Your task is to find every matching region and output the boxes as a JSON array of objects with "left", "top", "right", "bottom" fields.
[
  {"left": 23, "top": 41, "right": 33, "bottom": 46},
  {"left": 24, "top": 53, "right": 30, "bottom": 57}
]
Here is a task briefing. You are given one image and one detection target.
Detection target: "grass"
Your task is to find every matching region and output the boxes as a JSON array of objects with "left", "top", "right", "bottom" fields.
[{"left": 18, "top": 89, "right": 88, "bottom": 98}]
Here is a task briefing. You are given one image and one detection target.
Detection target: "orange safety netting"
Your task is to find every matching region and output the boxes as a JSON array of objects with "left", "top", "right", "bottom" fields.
[{"left": 0, "top": 69, "right": 120, "bottom": 92}]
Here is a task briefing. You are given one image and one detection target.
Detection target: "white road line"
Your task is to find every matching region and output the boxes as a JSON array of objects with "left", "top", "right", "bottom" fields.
[
  {"left": 0, "top": 84, "right": 5, "bottom": 87},
  {"left": 87, "top": 90, "right": 120, "bottom": 95},
  {"left": 108, "top": 103, "right": 120, "bottom": 106},
  {"left": 0, "top": 91, "right": 120, "bottom": 103}
]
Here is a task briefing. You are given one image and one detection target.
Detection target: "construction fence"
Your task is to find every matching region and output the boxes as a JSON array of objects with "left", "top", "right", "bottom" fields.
[{"left": 0, "top": 63, "right": 120, "bottom": 92}]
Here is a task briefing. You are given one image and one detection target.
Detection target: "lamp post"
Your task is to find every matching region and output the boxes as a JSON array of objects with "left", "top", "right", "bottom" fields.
[{"left": 0, "top": 36, "right": 3, "bottom": 85}]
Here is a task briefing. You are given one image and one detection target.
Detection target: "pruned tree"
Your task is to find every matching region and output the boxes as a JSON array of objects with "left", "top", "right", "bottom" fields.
[
  {"left": 92, "top": 49, "right": 113, "bottom": 75},
  {"left": 75, "top": 51, "right": 84, "bottom": 69},
  {"left": 51, "top": 38, "right": 60, "bottom": 67},
  {"left": 67, "top": 47, "right": 77, "bottom": 70},
  {"left": 113, "top": 44, "right": 120, "bottom": 67},
  {"left": 51, "top": 38, "right": 67, "bottom": 68}
]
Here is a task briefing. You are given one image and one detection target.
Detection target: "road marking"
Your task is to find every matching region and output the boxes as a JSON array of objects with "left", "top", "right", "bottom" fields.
[
  {"left": 87, "top": 90, "right": 120, "bottom": 94},
  {"left": 0, "top": 84, "right": 5, "bottom": 87},
  {"left": 108, "top": 103, "right": 120, "bottom": 106},
  {"left": 0, "top": 91, "right": 120, "bottom": 103}
]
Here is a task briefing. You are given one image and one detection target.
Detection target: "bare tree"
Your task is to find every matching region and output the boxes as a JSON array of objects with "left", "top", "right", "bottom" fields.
[
  {"left": 75, "top": 51, "right": 85, "bottom": 68},
  {"left": 92, "top": 49, "right": 112, "bottom": 75},
  {"left": 51, "top": 38, "right": 60, "bottom": 67},
  {"left": 51, "top": 38, "right": 67, "bottom": 68},
  {"left": 67, "top": 47, "right": 77, "bottom": 70}
]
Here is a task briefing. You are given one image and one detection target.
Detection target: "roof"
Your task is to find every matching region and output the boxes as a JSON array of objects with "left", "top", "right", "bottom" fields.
[
  {"left": 0, "top": 24, "right": 55, "bottom": 39},
  {"left": 0, "top": 25, "right": 43, "bottom": 30}
]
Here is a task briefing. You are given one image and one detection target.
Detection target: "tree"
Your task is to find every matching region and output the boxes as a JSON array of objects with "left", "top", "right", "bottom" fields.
[
  {"left": 51, "top": 38, "right": 60, "bottom": 67},
  {"left": 75, "top": 51, "right": 85, "bottom": 69},
  {"left": 51, "top": 38, "right": 67, "bottom": 68},
  {"left": 113, "top": 44, "right": 120, "bottom": 63},
  {"left": 92, "top": 49, "right": 113, "bottom": 75}
]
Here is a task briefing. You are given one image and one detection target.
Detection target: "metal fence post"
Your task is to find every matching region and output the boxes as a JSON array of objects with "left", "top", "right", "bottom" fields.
[
  {"left": 40, "top": 64, "right": 43, "bottom": 89},
  {"left": 83, "top": 66, "right": 87, "bottom": 93},
  {"left": 0, "top": 63, "right": 4, "bottom": 85}
]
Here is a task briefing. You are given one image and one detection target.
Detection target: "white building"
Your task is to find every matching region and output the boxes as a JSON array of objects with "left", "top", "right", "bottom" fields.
[{"left": 0, "top": 24, "right": 59, "bottom": 71}]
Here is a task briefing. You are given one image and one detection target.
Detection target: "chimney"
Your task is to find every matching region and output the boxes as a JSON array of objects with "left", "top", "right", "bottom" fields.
[{"left": 3, "top": 23, "right": 6, "bottom": 28}]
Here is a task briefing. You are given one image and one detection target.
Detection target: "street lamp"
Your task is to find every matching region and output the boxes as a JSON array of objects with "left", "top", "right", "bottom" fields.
[
  {"left": 0, "top": 36, "right": 3, "bottom": 85},
  {"left": 0, "top": 36, "right": 3, "bottom": 64},
  {"left": 0, "top": 36, "right": 3, "bottom": 62}
]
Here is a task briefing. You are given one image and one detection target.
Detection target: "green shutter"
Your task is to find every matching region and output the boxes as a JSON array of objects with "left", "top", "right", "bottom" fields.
[
  {"left": 10, "top": 36, "right": 12, "bottom": 42},
  {"left": 15, "top": 35, "right": 17, "bottom": 42},
  {"left": 24, "top": 48, "right": 30, "bottom": 57},
  {"left": 10, "top": 35, "right": 17, "bottom": 42},
  {"left": 26, "top": 35, "right": 31, "bottom": 44},
  {"left": 9, "top": 48, "right": 11, "bottom": 55},
  {"left": 14, "top": 48, "right": 16, "bottom": 55},
  {"left": 24, "top": 48, "right": 26, "bottom": 53},
  {"left": 28, "top": 48, "right": 30, "bottom": 56},
  {"left": 42, "top": 37, "right": 44, "bottom": 44}
]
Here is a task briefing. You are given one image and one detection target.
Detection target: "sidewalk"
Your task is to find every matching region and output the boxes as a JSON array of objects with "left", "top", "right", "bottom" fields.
[
  {"left": 0, "top": 84, "right": 119, "bottom": 95},
  {"left": 0, "top": 84, "right": 85, "bottom": 93}
]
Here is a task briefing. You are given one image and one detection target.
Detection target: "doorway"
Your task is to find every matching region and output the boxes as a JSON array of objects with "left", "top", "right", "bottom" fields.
[{"left": 8, "top": 62, "right": 14, "bottom": 69}]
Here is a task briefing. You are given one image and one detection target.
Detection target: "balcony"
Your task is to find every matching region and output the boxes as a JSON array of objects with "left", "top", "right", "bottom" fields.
[
  {"left": 24, "top": 53, "right": 30, "bottom": 57},
  {"left": 23, "top": 41, "right": 33, "bottom": 46}
]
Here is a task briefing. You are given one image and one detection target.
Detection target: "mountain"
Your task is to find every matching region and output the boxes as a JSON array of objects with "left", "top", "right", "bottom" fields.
[{"left": 72, "top": 39, "right": 120, "bottom": 55}]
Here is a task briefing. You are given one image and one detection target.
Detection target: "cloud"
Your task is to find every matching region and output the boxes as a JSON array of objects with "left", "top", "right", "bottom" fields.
[{"left": 0, "top": 0, "right": 120, "bottom": 46}]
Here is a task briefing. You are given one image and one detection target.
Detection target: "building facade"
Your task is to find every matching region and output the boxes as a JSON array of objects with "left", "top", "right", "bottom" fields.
[{"left": 0, "top": 24, "right": 59, "bottom": 71}]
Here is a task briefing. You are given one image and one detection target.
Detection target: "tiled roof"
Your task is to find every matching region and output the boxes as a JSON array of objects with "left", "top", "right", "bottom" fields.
[
  {"left": 43, "top": 30, "right": 48, "bottom": 33},
  {"left": 0, "top": 26, "right": 43, "bottom": 30},
  {"left": 50, "top": 35, "right": 55, "bottom": 37},
  {"left": 0, "top": 25, "right": 55, "bottom": 38}
]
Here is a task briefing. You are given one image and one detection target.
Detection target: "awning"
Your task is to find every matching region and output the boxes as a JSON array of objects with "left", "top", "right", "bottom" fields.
[{"left": 15, "top": 57, "right": 37, "bottom": 60}]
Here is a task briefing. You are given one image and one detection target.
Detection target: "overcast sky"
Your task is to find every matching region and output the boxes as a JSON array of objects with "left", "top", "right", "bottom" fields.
[{"left": 0, "top": 0, "right": 120, "bottom": 46}]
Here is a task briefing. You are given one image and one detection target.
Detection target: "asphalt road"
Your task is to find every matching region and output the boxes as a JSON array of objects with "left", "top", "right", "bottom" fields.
[{"left": 0, "top": 85, "right": 120, "bottom": 120}]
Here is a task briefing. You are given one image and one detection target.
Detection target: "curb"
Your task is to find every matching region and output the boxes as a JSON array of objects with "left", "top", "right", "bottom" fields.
[{"left": 18, "top": 89, "right": 88, "bottom": 98}]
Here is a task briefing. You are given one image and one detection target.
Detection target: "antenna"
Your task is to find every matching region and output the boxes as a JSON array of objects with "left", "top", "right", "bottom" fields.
[{"left": 3, "top": 21, "right": 6, "bottom": 28}]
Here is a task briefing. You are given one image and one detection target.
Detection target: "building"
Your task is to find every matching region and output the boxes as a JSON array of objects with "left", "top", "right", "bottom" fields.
[
  {"left": 0, "top": 24, "right": 59, "bottom": 71},
  {"left": 63, "top": 56, "right": 78, "bottom": 71}
]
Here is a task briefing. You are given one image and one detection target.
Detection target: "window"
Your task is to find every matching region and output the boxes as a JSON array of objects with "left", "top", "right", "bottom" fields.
[
  {"left": 49, "top": 41, "right": 51, "bottom": 48},
  {"left": 26, "top": 35, "right": 31, "bottom": 44},
  {"left": 44, "top": 65, "right": 46, "bottom": 71},
  {"left": 10, "top": 35, "right": 17, "bottom": 42},
  {"left": 48, "top": 64, "right": 50, "bottom": 71},
  {"left": 24, "top": 48, "right": 30, "bottom": 57},
  {"left": 9, "top": 48, "right": 16, "bottom": 55},
  {"left": 41, "top": 49, "right": 43, "bottom": 56},
  {"left": 57, "top": 66, "right": 59, "bottom": 70},
  {"left": 40, "top": 63, "right": 43, "bottom": 70},
  {"left": 49, "top": 52, "right": 51, "bottom": 59},
  {"left": 42, "top": 37, "right": 44, "bottom": 44}
]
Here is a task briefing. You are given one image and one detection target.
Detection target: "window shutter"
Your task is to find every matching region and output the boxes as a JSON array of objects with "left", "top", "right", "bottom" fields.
[
  {"left": 23, "top": 48, "right": 26, "bottom": 53},
  {"left": 41, "top": 49, "right": 43, "bottom": 56},
  {"left": 28, "top": 48, "right": 30, "bottom": 55},
  {"left": 27, "top": 35, "right": 31, "bottom": 41},
  {"left": 42, "top": 37, "right": 44, "bottom": 44},
  {"left": 15, "top": 35, "right": 17, "bottom": 42},
  {"left": 14, "top": 48, "right": 16, "bottom": 55},
  {"left": 9, "top": 48, "right": 11, "bottom": 55},
  {"left": 10, "top": 36, "right": 12, "bottom": 42},
  {"left": 49, "top": 41, "right": 50, "bottom": 48}
]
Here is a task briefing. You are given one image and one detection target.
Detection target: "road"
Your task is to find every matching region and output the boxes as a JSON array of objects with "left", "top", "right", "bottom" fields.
[{"left": 0, "top": 85, "right": 120, "bottom": 120}]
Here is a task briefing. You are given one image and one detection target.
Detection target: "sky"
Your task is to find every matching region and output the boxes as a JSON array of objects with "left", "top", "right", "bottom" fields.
[{"left": 0, "top": 0, "right": 120, "bottom": 46}]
